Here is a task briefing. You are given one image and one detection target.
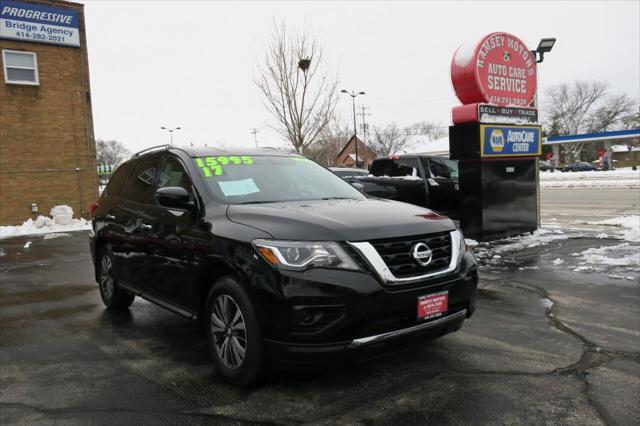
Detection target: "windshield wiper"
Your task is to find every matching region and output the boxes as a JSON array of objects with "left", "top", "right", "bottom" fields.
[
  {"left": 320, "top": 197, "right": 353, "bottom": 201},
  {"left": 236, "top": 200, "right": 281, "bottom": 205}
]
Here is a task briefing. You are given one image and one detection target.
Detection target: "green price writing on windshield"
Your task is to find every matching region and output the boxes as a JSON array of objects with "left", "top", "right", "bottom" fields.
[{"left": 195, "top": 156, "right": 254, "bottom": 177}]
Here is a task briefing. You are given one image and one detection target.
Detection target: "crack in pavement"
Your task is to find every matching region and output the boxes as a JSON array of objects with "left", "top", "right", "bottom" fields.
[
  {"left": 0, "top": 401, "right": 283, "bottom": 425},
  {"left": 499, "top": 278, "right": 636, "bottom": 426},
  {"left": 306, "top": 273, "right": 636, "bottom": 425}
]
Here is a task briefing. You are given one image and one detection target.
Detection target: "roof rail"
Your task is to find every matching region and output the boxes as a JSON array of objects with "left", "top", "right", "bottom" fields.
[{"left": 132, "top": 144, "right": 173, "bottom": 157}]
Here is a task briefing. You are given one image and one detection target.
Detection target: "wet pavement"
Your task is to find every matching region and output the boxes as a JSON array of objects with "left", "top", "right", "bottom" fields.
[{"left": 1, "top": 230, "right": 638, "bottom": 425}]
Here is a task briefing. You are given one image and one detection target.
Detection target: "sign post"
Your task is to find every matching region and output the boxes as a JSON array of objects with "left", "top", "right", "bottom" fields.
[{"left": 448, "top": 32, "right": 542, "bottom": 241}]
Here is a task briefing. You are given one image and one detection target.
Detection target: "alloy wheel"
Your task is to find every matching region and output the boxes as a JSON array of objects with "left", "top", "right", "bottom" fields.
[
  {"left": 211, "top": 294, "right": 247, "bottom": 369},
  {"left": 99, "top": 255, "right": 114, "bottom": 300}
]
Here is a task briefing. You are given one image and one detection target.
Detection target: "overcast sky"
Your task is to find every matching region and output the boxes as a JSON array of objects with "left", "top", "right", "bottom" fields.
[{"left": 81, "top": 1, "right": 640, "bottom": 152}]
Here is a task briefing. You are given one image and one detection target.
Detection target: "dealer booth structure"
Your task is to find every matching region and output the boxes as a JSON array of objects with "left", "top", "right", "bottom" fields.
[{"left": 0, "top": 0, "right": 97, "bottom": 225}]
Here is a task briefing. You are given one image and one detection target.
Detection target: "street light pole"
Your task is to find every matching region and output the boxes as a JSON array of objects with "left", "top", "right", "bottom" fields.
[
  {"left": 161, "top": 126, "right": 181, "bottom": 144},
  {"left": 341, "top": 89, "right": 365, "bottom": 168},
  {"left": 530, "top": 37, "right": 556, "bottom": 229}
]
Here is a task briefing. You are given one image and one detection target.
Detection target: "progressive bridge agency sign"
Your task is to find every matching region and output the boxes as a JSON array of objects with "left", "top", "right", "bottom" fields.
[
  {"left": 0, "top": 0, "right": 80, "bottom": 47},
  {"left": 480, "top": 125, "right": 541, "bottom": 157}
]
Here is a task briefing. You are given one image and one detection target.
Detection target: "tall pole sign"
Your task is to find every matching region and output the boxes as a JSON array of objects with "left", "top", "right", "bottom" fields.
[
  {"left": 450, "top": 32, "right": 539, "bottom": 125},
  {"left": 448, "top": 32, "right": 542, "bottom": 241}
]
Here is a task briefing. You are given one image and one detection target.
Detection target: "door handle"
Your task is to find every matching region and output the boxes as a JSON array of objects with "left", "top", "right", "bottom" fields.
[
  {"left": 141, "top": 223, "right": 152, "bottom": 230},
  {"left": 106, "top": 214, "right": 116, "bottom": 220}
]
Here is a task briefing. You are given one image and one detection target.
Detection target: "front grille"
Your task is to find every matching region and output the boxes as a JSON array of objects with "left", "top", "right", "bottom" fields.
[{"left": 369, "top": 231, "right": 452, "bottom": 279}]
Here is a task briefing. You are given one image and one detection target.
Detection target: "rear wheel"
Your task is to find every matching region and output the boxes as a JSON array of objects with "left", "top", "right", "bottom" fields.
[
  {"left": 205, "top": 276, "right": 264, "bottom": 387},
  {"left": 97, "top": 248, "right": 135, "bottom": 310}
]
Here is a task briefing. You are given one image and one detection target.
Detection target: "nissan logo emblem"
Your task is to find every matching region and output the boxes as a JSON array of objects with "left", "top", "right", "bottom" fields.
[{"left": 412, "top": 242, "right": 433, "bottom": 266}]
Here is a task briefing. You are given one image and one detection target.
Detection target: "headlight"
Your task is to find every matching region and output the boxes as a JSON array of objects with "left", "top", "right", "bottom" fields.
[
  {"left": 253, "top": 239, "right": 359, "bottom": 271},
  {"left": 454, "top": 229, "right": 468, "bottom": 265}
]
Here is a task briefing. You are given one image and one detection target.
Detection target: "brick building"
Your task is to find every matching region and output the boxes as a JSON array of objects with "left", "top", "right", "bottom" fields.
[
  {"left": 335, "top": 136, "right": 376, "bottom": 169},
  {"left": 0, "top": 0, "right": 97, "bottom": 225}
]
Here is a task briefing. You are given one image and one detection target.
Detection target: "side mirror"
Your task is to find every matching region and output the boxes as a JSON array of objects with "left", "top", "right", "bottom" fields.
[
  {"left": 156, "top": 186, "right": 193, "bottom": 209},
  {"left": 351, "top": 182, "right": 365, "bottom": 192}
]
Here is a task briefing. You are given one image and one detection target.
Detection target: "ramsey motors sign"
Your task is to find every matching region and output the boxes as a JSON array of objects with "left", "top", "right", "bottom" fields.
[
  {"left": 451, "top": 32, "right": 537, "bottom": 107},
  {"left": 0, "top": 0, "right": 80, "bottom": 47},
  {"left": 480, "top": 125, "right": 541, "bottom": 157}
]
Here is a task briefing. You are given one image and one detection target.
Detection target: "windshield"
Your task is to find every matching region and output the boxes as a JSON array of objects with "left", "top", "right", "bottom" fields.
[{"left": 193, "top": 155, "right": 365, "bottom": 204}]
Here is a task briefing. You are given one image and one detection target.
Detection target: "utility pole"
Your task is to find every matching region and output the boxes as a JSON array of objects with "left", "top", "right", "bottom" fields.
[
  {"left": 250, "top": 128, "right": 260, "bottom": 148},
  {"left": 340, "top": 90, "right": 365, "bottom": 167},
  {"left": 358, "top": 105, "right": 371, "bottom": 145}
]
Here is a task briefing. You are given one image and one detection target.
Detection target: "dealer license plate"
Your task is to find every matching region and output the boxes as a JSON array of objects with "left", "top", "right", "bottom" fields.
[{"left": 417, "top": 291, "right": 448, "bottom": 321}]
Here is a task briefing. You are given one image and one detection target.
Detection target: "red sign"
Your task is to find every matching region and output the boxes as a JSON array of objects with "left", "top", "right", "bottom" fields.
[
  {"left": 417, "top": 291, "right": 448, "bottom": 320},
  {"left": 451, "top": 32, "right": 537, "bottom": 107}
]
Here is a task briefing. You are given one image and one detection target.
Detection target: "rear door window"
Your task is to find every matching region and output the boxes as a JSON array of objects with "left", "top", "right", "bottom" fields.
[
  {"left": 369, "top": 158, "right": 419, "bottom": 177},
  {"left": 427, "top": 158, "right": 458, "bottom": 179},
  {"left": 103, "top": 161, "right": 132, "bottom": 197},
  {"left": 121, "top": 156, "right": 159, "bottom": 204}
]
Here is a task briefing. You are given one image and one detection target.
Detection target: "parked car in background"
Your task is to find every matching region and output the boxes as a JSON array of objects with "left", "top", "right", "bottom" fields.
[
  {"left": 329, "top": 167, "right": 369, "bottom": 183},
  {"left": 562, "top": 162, "right": 598, "bottom": 172},
  {"left": 90, "top": 146, "right": 478, "bottom": 386},
  {"left": 539, "top": 160, "right": 555, "bottom": 172},
  {"left": 353, "top": 155, "right": 459, "bottom": 217}
]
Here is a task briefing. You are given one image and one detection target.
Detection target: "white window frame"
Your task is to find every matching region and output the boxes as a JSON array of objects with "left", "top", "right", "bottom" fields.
[{"left": 2, "top": 49, "right": 39, "bottom": 86}]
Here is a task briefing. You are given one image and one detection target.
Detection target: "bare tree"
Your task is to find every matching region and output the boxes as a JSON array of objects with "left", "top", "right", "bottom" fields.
[
  {"left": 304, "top": 115, "right": 350, "bottom": 166},
  {"left": 542, "top": 81, "right": 636, "bottom": 162},
  {"left": 255, "top": 20, "right": 339, "bottom": 153},
  {"left": 369, "top": 123, "right": 411, "bottom": 156},
  {"left": 408, "top": 121, "right": 447, "bottom": 141},
  {"left": 95, "top": 139, "right": 131, "bottom": 166}
]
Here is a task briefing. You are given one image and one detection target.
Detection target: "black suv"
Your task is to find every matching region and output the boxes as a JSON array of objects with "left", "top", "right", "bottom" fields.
[{"left": 90, "top": 146, "right": 478, "bottom": 386}]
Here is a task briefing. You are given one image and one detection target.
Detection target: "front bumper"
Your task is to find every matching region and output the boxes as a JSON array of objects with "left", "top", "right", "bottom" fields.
[
  {"left": 255, "top": 251, "right": 478, "bottom": 368},
  {"left": 264, "top": 309, "right": 467, "bottom": 369}
]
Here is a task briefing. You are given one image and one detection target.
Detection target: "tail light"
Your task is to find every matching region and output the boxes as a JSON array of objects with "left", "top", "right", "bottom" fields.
[{"left": 89, "top": 202, "right": 98, "bottom": 218}]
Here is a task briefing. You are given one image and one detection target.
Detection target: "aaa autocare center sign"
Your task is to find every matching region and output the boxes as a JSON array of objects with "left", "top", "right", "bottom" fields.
[
  {"left": 480, "top": 124, "right": 541, "bottom": 157},
  {"left": 451, "top": 32, "right": 537, "bottom": 107},
  {"left": 0, "top": 0, "right": 79, "bottom": 47}
]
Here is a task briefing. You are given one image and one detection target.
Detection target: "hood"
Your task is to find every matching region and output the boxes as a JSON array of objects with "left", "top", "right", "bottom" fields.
[{"left": 226, "top": 198, "right": 455, "bottom": 241}]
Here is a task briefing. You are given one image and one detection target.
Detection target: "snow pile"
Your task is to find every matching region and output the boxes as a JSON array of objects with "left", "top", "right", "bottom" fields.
[
  {"left": 582, "top": 216, "right": 640, "bottom": 242},
  {"left": 0, "top": 205, "right": 91, "bottom": 239},
  {"left": 470, "top": 228, "right": 570, "bottom": 264},
  {"left": 491, "top": 228, "right": 569, "bottom": 254},
  {"left": 362, "top": 174, "right": 422, "bottom": 181},
  {"left": 540, "top": 168, "right": 640, "bottom": 189},
  {"left": 576, "top": 243, "right": 640, "bottom": 269},
  {"left": 50, "top": 205, "right": 73, "bottom": 225}
]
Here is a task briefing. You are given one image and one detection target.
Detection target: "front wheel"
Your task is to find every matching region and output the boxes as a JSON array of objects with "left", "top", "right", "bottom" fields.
[
  {"left": 97, "top": 248, "right": 135, "bottom": 310},
  {"left": 205, "top": 276, "right": 264, "bottom": 387}
]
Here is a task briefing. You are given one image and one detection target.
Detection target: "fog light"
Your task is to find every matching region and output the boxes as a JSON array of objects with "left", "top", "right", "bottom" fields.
[{"left": 291, "top": 307, "right": 318, "bottom": 325}]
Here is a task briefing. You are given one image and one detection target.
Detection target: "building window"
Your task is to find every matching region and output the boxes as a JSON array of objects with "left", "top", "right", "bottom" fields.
[{"left": 2, "top": 50, "right": 39, "bottom": 86}]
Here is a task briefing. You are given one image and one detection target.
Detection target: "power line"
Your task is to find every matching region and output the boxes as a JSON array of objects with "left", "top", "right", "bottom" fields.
[
  {"left": 358, "top": 105, "right": 371, "bottom": 144},
  {"left": 250, "top": 128, "right": 260, "bottom": 148}
]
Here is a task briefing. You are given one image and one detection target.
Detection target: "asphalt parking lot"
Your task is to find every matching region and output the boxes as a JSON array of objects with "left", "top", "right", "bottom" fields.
[{"left": 1, "top": 228, "right": 639, "bottom": 425}]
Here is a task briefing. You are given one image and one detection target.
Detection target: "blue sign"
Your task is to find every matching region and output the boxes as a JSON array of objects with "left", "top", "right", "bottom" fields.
[
  {"left": 480, "top": 125, "right": 541, "bottom": 157},
  {"left": 0, "top": 0, "right": 80, "bottom": 47}
]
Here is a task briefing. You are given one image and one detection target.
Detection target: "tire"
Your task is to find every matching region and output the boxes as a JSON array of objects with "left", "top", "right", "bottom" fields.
[
  {"left": 96, "top": 247, "right": 135, "bottom": 310},
  {"left": 205, "top": 275, "right": 264, "bottom": 387}
]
